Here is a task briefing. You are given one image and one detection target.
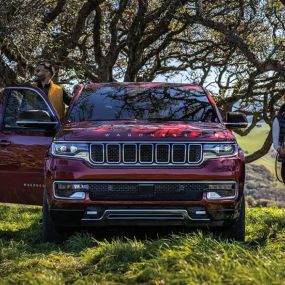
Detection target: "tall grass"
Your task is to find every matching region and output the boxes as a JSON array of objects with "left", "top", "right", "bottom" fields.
[{"left": 1, "top": 204, "right": 285, "bottom": 284}]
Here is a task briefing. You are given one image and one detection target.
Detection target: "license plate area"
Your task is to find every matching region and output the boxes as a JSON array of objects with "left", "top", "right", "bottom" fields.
[{"left": 138, "top": 184, "right": 155, "bottom": 197}]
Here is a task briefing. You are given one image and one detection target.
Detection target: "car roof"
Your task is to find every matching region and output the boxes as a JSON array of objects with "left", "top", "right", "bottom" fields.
[{"left": 83, "top": 82, "right": 205, "bottom": 92}]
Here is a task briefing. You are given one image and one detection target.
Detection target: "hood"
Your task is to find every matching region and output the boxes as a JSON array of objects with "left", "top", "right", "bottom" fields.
[{"left": 55, "top": 120, "right": 236, "bottom": 142}]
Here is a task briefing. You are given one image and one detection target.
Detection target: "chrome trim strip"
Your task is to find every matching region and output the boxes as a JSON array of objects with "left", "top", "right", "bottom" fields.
[
  {"left": 53, "top": 192, "right": 86, "bottom": 200},
  {"left": 16, "top": 120, "right": 58, "bottom": 125},
  {"left": 53, "top": 180, "right": 236, "bottom": 184},
  {"left": 123, "top": 143, "right": 137, "bottom": 164},
  {"left": 106, "top": 143, "right": 121, "bottom": 164},
  {"left": 54, "top": 140, "right": 236, "bottom": 144},
  {"left": 82, "top": 209, "right": 211, "bottom": 221},
  {"left": 172, "top": 143, "right": 187, "bottom": 164},
  {"left": 139, "top": 143, "right": 154, "bottom": 164},
  {"left": 90, "top": 143, "right": 105, "bottom": 164},
  {"left": 155, "top": 144, "right": 170, "bottom": 164}
]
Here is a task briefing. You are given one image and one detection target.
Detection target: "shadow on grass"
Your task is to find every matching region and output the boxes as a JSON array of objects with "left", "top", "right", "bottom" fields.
[{"left": 1, "top": 205, "right": 285, "bottom": 256}]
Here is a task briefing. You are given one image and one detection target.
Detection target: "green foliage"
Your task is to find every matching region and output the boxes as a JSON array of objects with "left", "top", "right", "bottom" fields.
[{"left": 1, "top": 204, "right": 285, "bottom": 284}]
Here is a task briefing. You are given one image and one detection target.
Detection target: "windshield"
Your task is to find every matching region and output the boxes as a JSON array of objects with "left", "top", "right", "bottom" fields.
[{"left": 67, "top": 86, "right": 219, "bottom": 123}]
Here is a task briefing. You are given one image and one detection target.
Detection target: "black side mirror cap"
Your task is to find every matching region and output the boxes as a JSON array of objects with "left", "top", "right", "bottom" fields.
[
  {"left": 224, "top": 112, "right": 248, "bottom": 129},
  {"left": 16, "top": 120, "right": 59, "bottom": 129}
]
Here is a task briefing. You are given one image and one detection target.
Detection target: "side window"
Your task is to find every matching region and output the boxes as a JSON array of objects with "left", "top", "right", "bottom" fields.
[{"left": 4, "top": 89, "right": 52, "bottom": 128}]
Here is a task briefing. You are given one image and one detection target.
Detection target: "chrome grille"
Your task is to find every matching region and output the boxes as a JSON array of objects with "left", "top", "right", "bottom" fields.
[{"left": 90, "top": 143, "right": 202, "bottom": 165}]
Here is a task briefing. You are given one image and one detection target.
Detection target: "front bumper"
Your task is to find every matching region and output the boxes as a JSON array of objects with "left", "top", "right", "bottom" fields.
[
  {"left": 50, "top": 205, "right": 239, "bottom": 228},
  {"left": 45, "top": 155, "right": 245, "bottom": 228}
]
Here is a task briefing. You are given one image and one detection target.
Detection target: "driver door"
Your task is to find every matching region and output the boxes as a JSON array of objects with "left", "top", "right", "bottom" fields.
[{"left": 0, "top": 86, "right": 60, "bottom": 205}]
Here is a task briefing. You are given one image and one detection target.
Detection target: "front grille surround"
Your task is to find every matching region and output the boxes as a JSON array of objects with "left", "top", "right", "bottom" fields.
[{"left": 90, "top": 142, "right": 203, "bottom": 166}]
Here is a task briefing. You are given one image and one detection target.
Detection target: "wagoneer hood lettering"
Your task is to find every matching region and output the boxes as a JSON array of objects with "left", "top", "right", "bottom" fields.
[{"left": 55, "top": 121, "right": 235, "bottom": 141}]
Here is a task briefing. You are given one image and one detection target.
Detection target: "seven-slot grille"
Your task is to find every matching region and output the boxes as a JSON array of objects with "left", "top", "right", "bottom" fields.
[{"left": 90, "top": 143, "right": 202, "bottom": 165}]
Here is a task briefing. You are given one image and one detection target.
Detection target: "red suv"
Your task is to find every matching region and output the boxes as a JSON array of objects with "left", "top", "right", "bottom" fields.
[{"left": 0, "top": 82, "right": 247, "bottom": 242}]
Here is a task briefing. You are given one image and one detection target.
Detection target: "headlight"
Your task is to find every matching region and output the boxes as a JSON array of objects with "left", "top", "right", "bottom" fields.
[
  {"left": 52, "top": 142, "right": 89, "bottom": 160},
  {"left": 203, "top": 143, "right": 237, "bottom": 160}
]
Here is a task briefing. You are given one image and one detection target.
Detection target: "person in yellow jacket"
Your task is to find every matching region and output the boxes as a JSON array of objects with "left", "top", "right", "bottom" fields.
[{"left": 31, "top": 61, "right": 72, "bottom": 117}]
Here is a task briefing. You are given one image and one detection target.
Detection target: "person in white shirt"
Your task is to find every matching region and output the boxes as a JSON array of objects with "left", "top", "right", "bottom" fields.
[{"left": 272, "top": 104, "right": 285, "bottom": 183}]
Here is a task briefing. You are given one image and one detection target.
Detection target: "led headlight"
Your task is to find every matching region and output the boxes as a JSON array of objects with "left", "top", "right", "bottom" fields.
[
  {"left": 52, "top": 142, "right": 89, "bottom": 160},
  {"left": 203, "top": 143, "right": 237, "bottom": 160}
]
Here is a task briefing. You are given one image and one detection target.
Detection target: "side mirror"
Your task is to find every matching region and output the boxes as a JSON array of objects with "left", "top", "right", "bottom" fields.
[
  {"left": 16, "top": 110, "right": 59, "bottom": 129},
  {"left": 224, "top": 112, "right": 248, "bottom": 129}
]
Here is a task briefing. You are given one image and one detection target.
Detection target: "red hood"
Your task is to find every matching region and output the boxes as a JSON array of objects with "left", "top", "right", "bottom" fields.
[{"left": 55, "top": 120, "right": 236, "bottom": 142}]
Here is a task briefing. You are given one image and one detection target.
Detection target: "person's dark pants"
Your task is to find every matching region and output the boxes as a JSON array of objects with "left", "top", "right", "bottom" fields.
[{"left": 282, "top": 162, "right": 285, "bottom": 184}]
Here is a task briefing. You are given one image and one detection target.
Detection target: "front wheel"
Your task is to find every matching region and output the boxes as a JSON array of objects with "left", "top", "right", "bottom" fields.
[
  {"left": 42, "top": 191, "right": 66, "bottom": 243},
  {"left": 223, "top": 196, "right": 246, "bottom": 241}
]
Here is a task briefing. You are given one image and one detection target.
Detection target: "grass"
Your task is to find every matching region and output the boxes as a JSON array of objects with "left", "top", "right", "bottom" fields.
[{"left": 1, "top": 204, "right": 285, "bottom": 284}]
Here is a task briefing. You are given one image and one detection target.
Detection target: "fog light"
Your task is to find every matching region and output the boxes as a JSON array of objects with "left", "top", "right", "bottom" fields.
[
  {"left": 86, "top": 210, "right": 98, "bottom": 215},
  {"left": 206, "top": 183, "right": 236, "bottom": 200},
  {"left": 69, "top": 192, "right": 86, "bottom": 199},
  {"left": 54, "top": 183, "right": 89, "bottom": 199},
  {"left": 195, "top": 210, "right": 206, "bottom": 215}
]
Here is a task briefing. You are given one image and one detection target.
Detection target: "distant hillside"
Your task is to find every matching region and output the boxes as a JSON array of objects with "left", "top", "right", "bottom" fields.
[
  {"left": 245, "top": 164, "right": 285, "bottom": 207},
  {"left": 235, "top": 124, "right": 285, "bottom": 207}
]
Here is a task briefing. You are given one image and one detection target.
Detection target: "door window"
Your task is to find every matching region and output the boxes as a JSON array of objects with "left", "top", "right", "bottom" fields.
[{"left": 3, "top": 88, "right": 52, "bottom": 128}]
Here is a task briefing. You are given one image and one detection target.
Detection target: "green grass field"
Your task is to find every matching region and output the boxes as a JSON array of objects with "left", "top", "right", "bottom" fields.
[{"left": 1, "top": 204, "right": 285, "bottom": 285}]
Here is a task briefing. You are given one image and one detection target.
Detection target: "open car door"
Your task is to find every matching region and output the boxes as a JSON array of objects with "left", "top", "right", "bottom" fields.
[{"left": 0, "top": 85, "right": 60, "bottom": 205}]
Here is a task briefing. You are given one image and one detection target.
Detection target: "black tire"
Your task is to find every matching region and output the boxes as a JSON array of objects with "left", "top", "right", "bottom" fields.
[
  {"left": 223, "top": 195, "right": 245, "bottom": 241},
  {"left": 42, "top": 190, "right": 66, "bottom": 243}
]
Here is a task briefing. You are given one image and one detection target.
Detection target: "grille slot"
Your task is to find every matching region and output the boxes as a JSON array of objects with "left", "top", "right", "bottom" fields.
[
  {"left": 156, "top": 144, "right": 170, "bottom": 163},
  {"left": 90, "top": 142, "right": 202, "bottom": 165},
  {"left": 172, "top": 144, "right": 186, "bottom": 163},
  {"left": 139, "top": 144, "right": 153, "bottom": 163},
  {"left": 189, "top": 144, "right": 202, "bottom": 163},
  {"left": 90, "top": 144, "right": 104, "bottom": 163},
  {"left": 107, "top": 144, "right": 120, "bottom": 163},
  {"left": 123, "top": 144, "right": 137, "bottom": 163}
]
